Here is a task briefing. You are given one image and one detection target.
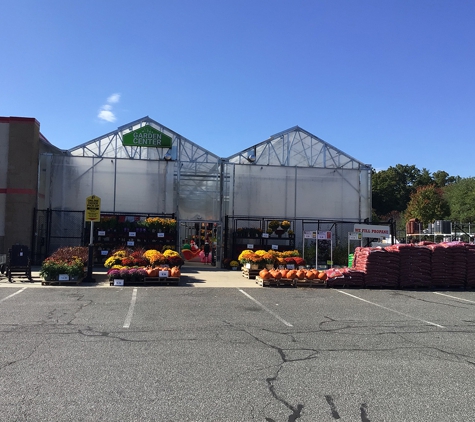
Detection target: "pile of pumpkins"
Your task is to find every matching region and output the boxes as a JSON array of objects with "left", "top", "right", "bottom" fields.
[
  {"left": 259, "top": 267, "right": 327, "bottom": 281},
  {"left": 145, "top": 266, "right": 181, "bottom": 278}
]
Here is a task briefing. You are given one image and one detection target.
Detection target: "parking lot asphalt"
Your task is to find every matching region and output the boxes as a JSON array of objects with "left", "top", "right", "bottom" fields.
[{"left": 2, "top": 277, "right": 475, "bottom": 420}]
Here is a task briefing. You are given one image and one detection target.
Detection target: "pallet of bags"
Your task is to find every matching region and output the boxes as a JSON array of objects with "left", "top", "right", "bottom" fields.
[
  {"left": 465, "top": 244, "right": 475, "bottom": 289},
  {"left": 388, "top": 244, "right": 431, "bottom": 289},
  {"left": 326, "top": 267, "right": 365, "bottom": 288},
  {"left": 353, "top": 246, "right": 400, "bottom": 288},
  {"left": 427, "top": 242, "right": 466, "bottom": 289}
]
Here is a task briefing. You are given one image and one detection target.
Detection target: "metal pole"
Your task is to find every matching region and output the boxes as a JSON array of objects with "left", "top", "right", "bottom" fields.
[{"left": 83, "top": 221, "right": 96, "bottom": 283}]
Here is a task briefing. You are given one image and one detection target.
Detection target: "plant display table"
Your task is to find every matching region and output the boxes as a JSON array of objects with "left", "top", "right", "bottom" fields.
[
  {"left": 110, "top": 275, "right": 181, "bottom": 286},
  {"left": 42, "top": 275, "right": 82, "bottom": 286},
  {"left": 255, "top": 276, "right": 326, "bottom": 288}
]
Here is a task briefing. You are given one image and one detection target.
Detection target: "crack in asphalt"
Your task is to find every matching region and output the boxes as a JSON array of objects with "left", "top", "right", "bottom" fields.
[
  {"left": 389, "top": 291, "right": 470, "bottom": 308},
  {"left": 395, "top": 332, "right": 475, "bottom": 366},
  {"left": 325, "top": 395, "right": 341, "bottom": 419},
  {"left": 235, "top": 326, "right": 318, "bottom": 421}
]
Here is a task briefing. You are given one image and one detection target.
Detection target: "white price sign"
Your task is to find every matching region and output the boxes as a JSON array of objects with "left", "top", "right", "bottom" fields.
[
  {"left": 98, "top": 230, "right": 106, "bottom": 236},
  {"left": 262, "top": 233, "right": 269, "bottom": 238},
  {"left": 129, "top": 231, "right": 136, "bottom": 237},
  {"left": 113, "top": 279, "right": 124, "bottom": 286},
  {"left": 101, "top": 250, "right": 109, "bottom": 255},
  {"left": 271, "top": 244, "right": 279, "bottom": 250},
  {"left": 159, "top": 271, "right": 169, "bottom": 278},
  {"left": 157, "top": 232, "right": 165, "bottom": 238},
  {"left": 127, "top": 241, "right": 134, "bottom": 246},
  {"left": 317, "top": 231, "right": 332, "bottom": 240},
  {"left": 58, "top": 274, "right": 69, "bottom": 281},
  {"left": 247, "top": 244, "right": 254, "bottom": 249},
  {"left": 348, "top": 232, "right": 362, "bottom": 240},
  {"left": 304, "top": 231, "right": 315, "bottom": 239}
]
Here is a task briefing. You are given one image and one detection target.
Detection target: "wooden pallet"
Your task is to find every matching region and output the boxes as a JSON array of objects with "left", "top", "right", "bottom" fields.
[
  {"left": 256, "top": 276, "right": 296, "bottom": 287},
  {"left": 256, "top": 276, "right": 327, "bottom": 288},
  {"left": 109, "top": 277, "right": 180, "bottom": 286},
  {"left": 242, "top": 268, "right": 260, "bottom": 279},
  {"left": 42, "top": 279, "right": 81, "bottom": 286}
]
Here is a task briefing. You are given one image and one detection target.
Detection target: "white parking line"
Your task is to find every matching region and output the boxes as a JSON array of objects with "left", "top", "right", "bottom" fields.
[
  {"left": 123, "top": 288, "right": 138, "bottom": 328},
  {"left": 433, "top": 292, "right": 475, "bottom": 304},
  {"left": 0, "top": 287, "right": 27, "bottom": 303},
  {"left": 335, "top": 289, "right": 445, "bottom": 328},
  {"left": 238, "top": 289, "right": 293, "bottom": 327}
]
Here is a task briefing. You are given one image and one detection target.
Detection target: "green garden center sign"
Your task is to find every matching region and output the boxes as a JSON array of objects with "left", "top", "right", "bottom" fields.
[{"left": 122, "top": 126, "right": 172, "bottom": 148}]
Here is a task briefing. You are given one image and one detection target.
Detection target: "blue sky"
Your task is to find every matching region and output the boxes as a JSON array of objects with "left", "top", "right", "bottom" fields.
[{"left": 2, "top": 0, "right": 474, "bottom": 177}]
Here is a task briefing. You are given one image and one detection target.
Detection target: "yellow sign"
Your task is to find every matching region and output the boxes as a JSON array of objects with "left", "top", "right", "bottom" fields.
[{"left": 85, "top": 195, "right": 101, "bottom": 222}]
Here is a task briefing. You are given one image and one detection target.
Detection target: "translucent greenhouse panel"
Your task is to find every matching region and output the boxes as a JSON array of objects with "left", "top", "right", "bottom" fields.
[
  {"left": 88, "top": 157, "right": 116, "bottom": 212},
  {"left": 359, "top": 169, "right": 372, "bottom": 220},
  {"left": 37, "top": 154, "right": 53, "bottom": 210},
  {"left": 177, "top": 163, "right": 220, "bottom": 220},
  {"left": 294, "top": 168, "right": 361, "bottom": 219},
  {"left": 115, "top": 159, "right": 176, "bottom": 214},
  {"left": 50, "top": 156, "right": 93, "bottom": 210},
  {"left": 232, "top": 165, "right": 296, "bottom": 217}
]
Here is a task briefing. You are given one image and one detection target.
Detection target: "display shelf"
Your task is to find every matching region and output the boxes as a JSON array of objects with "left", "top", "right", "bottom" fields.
[{"left": 94, "top": 229, "right": 177, "bottom": 264}]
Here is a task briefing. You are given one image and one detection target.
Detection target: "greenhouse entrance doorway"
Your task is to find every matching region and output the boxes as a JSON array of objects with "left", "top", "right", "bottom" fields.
[{"left": 179, "top": 220, "right": 221, "bottom": 267}]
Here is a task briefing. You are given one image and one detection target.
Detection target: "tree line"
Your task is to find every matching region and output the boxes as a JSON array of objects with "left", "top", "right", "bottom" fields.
[{"left": 371, "top": 164, "right": 475, "bottom": 239}]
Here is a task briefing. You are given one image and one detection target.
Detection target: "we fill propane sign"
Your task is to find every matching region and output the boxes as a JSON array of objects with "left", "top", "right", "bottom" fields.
[{"left": 85, "top": 195, "right": 101, "bottom": 222}]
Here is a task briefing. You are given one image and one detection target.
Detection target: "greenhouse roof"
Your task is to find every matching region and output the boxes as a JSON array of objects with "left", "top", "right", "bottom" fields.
[
  {"left": 68, "top": 117, "right": 370, "bottom": 170},
  {"left": 226, "top": 126, "right": 370, "bottom": 170}
]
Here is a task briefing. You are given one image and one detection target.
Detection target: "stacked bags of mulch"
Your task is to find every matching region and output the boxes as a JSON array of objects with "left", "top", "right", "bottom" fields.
[
  {"left": 352, "top": 247, "right": 400, "bottom": 288},
  {"left": 326, "top": 267, "right": 365, "bottom": 288},
  {"left": 385, "top": 244, "right": 432, "bottom": 288},
  {"left": 427, "top": 242, "right": 466, "bottom": 288},
  {"left": 465, "top": 243, "right": 475, "bottom": 289}
]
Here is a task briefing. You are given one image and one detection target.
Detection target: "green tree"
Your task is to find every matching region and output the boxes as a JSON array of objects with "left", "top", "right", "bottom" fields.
[
  {"left": 444, "top": 177, "right": 475, "bottom": 222},
  {"left": 414, "top": 168, "right": 433, "bottom": 187},
  {"left": 433, "top": 170, "right": 458, "bottom": 188},
  {"left": 372, "top": 165, "right": 429, "bottom": 216},
  {"left": 404, "top": 185, "right": 450, "bottom": 225}
]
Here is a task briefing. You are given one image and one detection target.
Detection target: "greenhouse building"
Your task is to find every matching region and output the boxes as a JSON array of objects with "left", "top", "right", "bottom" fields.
[{"left": 0, "top": 116, "right": 372, "bottom": 267}]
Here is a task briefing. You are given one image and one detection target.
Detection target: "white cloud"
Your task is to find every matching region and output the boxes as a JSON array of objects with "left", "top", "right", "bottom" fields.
[
  {"left": 98, "top": 109, "right": 116, "bottom": 122},
  {"left": 107, "top": 93, "right": 120, "bottom": 104},
  {"left": 97, "top": 93, "right": 121, "bottom": 122}
]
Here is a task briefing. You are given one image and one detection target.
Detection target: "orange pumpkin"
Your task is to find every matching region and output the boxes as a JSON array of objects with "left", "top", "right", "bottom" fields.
[
  {"left": 146, "top": 267, "right": 159, "bottom": 277},
  {"left": 317, "top": 271, "right": 327, "bottom": 281},
  {"left": 271, "top": 269, "right": 282, "bottom": 279},
  {"left": 296, "top": 269, "right": 306, "bottom": 280},
  {"left": 305, "top": 270, "right": 315, "bottom": 280},
  {"left": 259, "top": 269, "right": 272, "bottom": 280},
  {"left": 279, "top": 269, "right": 288, "bottom": 279},
  {"left": 170, "top": 266, "right": 181, "bottom": 277},
  {"left": 286, "top": 269, "right": 297, "bottom": 279}
]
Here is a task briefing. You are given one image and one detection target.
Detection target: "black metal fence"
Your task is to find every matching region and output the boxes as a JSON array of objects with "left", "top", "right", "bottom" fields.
[{"left": 32, "top": 209, "right": 85, "bottom": 265}]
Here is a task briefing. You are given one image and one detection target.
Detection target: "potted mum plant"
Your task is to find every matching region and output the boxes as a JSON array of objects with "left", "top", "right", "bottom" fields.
[
  {"left": 230, "top": 260, "right": 240, "bottom": 270},
  {"left": 280, "top": 220, "right": 291, "bottom": 232},
  {"left": 262, "top": 252, "right": 276, "bottom": 269},
  {"left": 268, "top": 220, "right": 280, "bottom": 233}
]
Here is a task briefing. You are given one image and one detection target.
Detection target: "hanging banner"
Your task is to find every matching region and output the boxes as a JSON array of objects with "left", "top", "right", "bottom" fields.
[
  {"left": 122, "top": 126, "right": 172, "bottom": 148},
  {"left": 354, "top": 224, "right": 390, "bottom": 238}
]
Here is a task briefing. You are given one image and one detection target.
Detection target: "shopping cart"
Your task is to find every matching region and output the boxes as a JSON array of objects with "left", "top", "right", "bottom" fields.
[
  {"left": 5, "top": 245, "right": 32, "bottom": 283},
  {"left": 0, "top": 254, "right": 6, "bottom": 276}
]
